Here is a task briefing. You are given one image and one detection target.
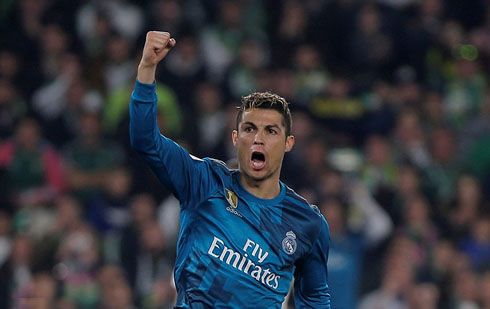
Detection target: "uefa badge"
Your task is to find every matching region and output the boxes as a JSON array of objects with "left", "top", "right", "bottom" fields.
[
  {"left": 282, "top": 231, "right": 297, "bottom": 255},
  {"left": 225, "top": 189, "right": 238, "bottom": 208}
]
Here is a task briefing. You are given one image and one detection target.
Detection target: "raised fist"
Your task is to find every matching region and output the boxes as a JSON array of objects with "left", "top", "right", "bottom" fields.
[{"left": 139, "top": 31, "right": 176, "bottom": 68}]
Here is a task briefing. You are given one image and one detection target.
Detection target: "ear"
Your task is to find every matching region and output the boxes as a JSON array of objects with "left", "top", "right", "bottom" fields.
[
  {"left": 285, "top": 135, "right": 295, "bottom": 152},
  {"left": 232, "top": 130, "right": 238, "bottom": 146}
]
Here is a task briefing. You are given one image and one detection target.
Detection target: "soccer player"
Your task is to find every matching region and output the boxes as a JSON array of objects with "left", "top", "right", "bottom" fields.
[{"left": 130, "top": 31, "right": 331, "bottom": 308}]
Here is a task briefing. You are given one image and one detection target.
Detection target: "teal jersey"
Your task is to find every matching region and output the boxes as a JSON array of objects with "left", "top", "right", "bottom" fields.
[{"left": 130, "top": 80, "right": 331, "bottom": 308}]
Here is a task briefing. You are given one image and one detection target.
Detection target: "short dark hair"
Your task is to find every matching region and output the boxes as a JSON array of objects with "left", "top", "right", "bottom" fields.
[{"left": 236, "top": 92, "right": 292, "bottom": 137}]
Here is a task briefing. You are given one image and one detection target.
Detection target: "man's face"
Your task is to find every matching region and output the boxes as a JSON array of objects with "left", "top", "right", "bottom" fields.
[{"left": 233, "top": 108, "right": 294, "bottom": 182}]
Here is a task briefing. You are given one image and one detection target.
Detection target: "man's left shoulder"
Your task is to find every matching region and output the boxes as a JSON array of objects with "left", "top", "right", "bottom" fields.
[
  {"left": 284, "top": 186, "right": 322, "bottom": 216},
  {"left": 283, "top": 186, "right": 324, "bottom": 230}
]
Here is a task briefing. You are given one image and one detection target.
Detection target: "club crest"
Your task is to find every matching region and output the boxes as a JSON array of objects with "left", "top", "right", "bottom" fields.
[
  {"left": 282, "top": 231, "right": 297, "bottom": 255},
  {"left": 225, "top": 189, "right": 238, "bottom": 208}
]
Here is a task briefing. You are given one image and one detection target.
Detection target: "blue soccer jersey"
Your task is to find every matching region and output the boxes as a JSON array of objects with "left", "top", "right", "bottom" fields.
[{"left": 130, "top": 80, "right": 331, "bottom": 308}]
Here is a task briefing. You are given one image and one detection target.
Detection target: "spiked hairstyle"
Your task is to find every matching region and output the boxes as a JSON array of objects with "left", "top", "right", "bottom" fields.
[{"left": 236, "top": 92, "right": 293, "bottom": 138}]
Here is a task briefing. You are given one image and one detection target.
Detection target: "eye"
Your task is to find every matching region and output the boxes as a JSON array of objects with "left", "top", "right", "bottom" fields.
[
  {"left": 244, "top": 126, "right": 254, "bottom": 133},
  {"left": 268, "top": 128, "right": 277, "bottom": 134}
]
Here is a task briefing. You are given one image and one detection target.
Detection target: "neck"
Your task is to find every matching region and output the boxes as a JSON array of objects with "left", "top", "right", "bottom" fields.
[{"left": 239, "top": 173, "right": 281, "bottom": 199}]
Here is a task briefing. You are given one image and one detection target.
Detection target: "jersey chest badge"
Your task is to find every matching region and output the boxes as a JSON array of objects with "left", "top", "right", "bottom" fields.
[
  {"left": 282, "top": 231, "right": 297, "bottom": 255},
  {"left": 225, "top": 189, "right": 238, "bottom": 208}
]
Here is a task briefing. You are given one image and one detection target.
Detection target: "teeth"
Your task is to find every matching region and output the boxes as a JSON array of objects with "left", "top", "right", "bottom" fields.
[{"left": 252, "top": 161, "right": 264, "bottom": 168}]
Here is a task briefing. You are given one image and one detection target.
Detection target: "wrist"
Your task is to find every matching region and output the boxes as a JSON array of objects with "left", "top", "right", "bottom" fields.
[{"left": 137, "top": 63, "right": 157, "bottom": 84}]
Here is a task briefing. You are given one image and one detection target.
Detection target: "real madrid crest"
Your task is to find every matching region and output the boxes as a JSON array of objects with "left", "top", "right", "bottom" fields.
[
  {"left": 282, "top": 231, "right": 297, "bottom": 255},
  {"left": 225, "top": 189, "right": 238, "bottom": 208}
]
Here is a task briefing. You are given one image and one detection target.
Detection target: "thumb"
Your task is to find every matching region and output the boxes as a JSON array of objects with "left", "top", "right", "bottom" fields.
[{"left": 155, "top": 38, "right": 176, "bottom": 62}]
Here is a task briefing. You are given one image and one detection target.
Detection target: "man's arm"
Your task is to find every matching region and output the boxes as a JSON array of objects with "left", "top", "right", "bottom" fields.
[
  {"left": 136, "top": 31, "right": 176, "bottom": 83},
  {"left": 294, "top": 217, "right": 331, "bottom": 308},
  {"left": 130, "top": 32, "right": 215, "bottom": 207}
]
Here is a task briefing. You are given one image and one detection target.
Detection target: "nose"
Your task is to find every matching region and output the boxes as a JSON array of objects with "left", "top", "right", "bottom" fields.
[{"left": 254, "top": 131, "right": 264, "bottom": 144}]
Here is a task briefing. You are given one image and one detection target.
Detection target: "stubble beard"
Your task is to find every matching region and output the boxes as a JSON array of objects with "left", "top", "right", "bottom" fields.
[{"left": 241, "top": 164, "right": 280, "bottom": 184}]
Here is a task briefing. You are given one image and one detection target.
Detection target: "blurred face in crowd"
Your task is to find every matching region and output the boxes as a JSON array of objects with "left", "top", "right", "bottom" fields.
[
  {"left": 56, "top": 196, "right": 83, "bottom": 230},
  {"left": 105, "top": 168, "right": 131, "bottom": 198},
  {"left": 365, "top": 135, "right": 391, "bottom": 166},
  {"left": 102, "top": 277, "right": 132, "bottom": 308},
  {"left": 320, "top": 198, "right": 345, "bottom": 236},
  {"left": 233, "top": 108, "right": 294, "bottom": 184},
  {"left": 431, "top": 128, "right": 455, "bottom": 164},
  {"left": 457, "top": 175, "right": 481, "bottom": 205},
  {"left": 404, "top": 195, "right": 430, "bottom": 226},
  {"left": 79, "top": 112, "right": 101, "bottom": 143},
  {"left": 141, "top": 221, "right": 165, "bottom": 253},
  {"left": 130, "top": 194, "right": 156, "bottom": 227},
  {"left": 16, "top": 118, "right": 41, "bottom": 151},
  {"left": 408, "top": 283, "right": 440, "bottom": 309},
  {"left": 396, "top": 165, "right": 420, "bottom": 197}
]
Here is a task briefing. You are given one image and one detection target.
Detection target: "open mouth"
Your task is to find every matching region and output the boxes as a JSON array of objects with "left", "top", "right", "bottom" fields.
[{"left": 251, "top": 151, "right": 266, "bottom": 170}]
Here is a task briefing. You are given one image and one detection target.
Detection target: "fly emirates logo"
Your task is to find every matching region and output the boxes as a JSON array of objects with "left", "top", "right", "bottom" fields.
[{"left": 207, "top": 237, "right": 280, "bottom": 289}]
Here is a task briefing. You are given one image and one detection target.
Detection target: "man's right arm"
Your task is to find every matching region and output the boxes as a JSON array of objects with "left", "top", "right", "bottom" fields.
[{"left": 130, "top": 31, "right": 215, "bottom": 207}]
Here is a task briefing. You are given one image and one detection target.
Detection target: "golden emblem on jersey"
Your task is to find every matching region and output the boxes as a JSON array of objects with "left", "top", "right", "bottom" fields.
[{"left": 225, "top": 189, "right": 238, "bottom": 208}]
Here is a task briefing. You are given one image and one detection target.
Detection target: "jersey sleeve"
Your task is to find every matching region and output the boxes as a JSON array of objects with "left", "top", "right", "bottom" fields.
[
  {"left": 293, "top": 216, "right": 331, "bottom": 308},
  {"left": 129, "top": 79, "right": 218, "bottom": 208}
]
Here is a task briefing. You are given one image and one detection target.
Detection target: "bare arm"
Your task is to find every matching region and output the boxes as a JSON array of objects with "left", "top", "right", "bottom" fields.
[{"left": 137, "top": 31, "right": 176, "bottom": 83}]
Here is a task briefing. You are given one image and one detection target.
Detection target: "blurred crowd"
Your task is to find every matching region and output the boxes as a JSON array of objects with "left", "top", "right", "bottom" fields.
[{"left": 0, "top": 0, "right": 490, "bottom": 308}]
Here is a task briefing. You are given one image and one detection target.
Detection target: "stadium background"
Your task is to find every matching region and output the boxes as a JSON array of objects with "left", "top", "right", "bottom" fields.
[{"left": 0, "top": 0, "right": 489, "bottom": 308}]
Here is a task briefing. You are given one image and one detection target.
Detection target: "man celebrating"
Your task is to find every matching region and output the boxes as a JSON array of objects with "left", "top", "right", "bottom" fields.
[{"left": 130, "top": 31, "right": 331, "bottom": 308}]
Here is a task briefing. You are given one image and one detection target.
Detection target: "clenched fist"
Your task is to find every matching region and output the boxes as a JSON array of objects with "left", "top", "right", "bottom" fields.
[{"left": 137, "top": 31, "right": 176, "bottom": 83}]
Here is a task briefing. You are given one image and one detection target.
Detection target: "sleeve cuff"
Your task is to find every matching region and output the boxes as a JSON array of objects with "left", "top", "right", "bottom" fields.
[{"left": 132, "top": 79, "right": 157, "bottom": 103}]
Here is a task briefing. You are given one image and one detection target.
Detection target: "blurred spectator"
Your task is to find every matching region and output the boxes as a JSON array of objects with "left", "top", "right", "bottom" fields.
[
  {"left": 120, "top": 194, "right": 157, "bottom": 290},
  {"left": 425, "top": 126, "right": 460, "bottom": 205},
  {"left": 103, "top": 80, "right": 182, "bottom": 141},
  {"left": 443, "top": 59, "right": 486, "bottom": 129},
  {"left": 186, "top": 82, "right": 226, "bottom": 157},
  {"left": 76, "top": 9, "right": 112, "bottom": 61},
  {"left": 0, "top": 234, "right": 34, "bottom": 308},
  {"left": 361, "top": 134, "right": 398, "bottom": 194},
  {"left": 399, "top": 194, "right": 439, "bottom": 265},
  {"left": 0, "top": 79, "right": 27, "bottom": 141},
  {"left": 459, "top": 90, "right": 490, "bottom": 163},
  {"left": 123, "top": 219, "right": 174, "bottom": 306},
  {"left": 76, "top": 0, "right": 144, "bottom": 42},
  {"left": 0, "top": 117, "right": 65, "bottom": 208},
  {"left": 87, "top": 167, "right": 132, "bottom": 234},
  {"left": 359, "top": 240, "right": 416, "bottom": 309},
  {"left": 480, "top": 270, "right": 490, "bottom": 308},
  {"left": 348, "top": 5, "right": 394, "bottom": 84},
  {"left": 407, "top": 282, "right": 440, "bottom": 309},
  {"left": 293, "top": 45, "right": 330, "bottom": 104},
  {"left": 320, "top": 184, "right": 392, "bottom": 309},
  {"left": 156, "top": 33, "right": 207, "bottom": 105},
  {"left": 147, "top": 0, "right": 184, "bottom": 39},
  {"left": 447, "top": 174, "right": 484, "bottom": 242},
  {"left": 33, "top": 53, "right": 103, "bottom": 146},
  {"left": 20, "top": 272, "right": 58, "bottom": 309},
  {"left": 459, "top": 216, "right": 490, "bottom": 271},
  {"left": 450, "top": 268, "right": 480, "bottom": 308},
  {"left": 271, "top": 0, "right": 310, "bottom": 66},
  {"left": 158, "top": 194, "right": 180, "bottom": 247},
  {"left": 224, "top": 38, "right": 269, "bottom": 100},
  {"left": 393, "top": 108, "right": 431, "bottom": 169},
  {"left": 63, "top": 111, "right": 124, "bottom": 200},
  {"left": 56, "top": 225, "right": 100, "bottom": 307},
  {"left": 0, "top": 211, "right": 11, "bottom": 267},
  {"left": 99, "top": 269, "right": 134, "bottom": 309},
  {"left": 200, "top": 0, "right": 265, "bottom": 80},
  {"left": 102, "top": 33, "right": 136, "bottom": 94},
  {"left": 308, "top": 77, "right": 364, "bottom": 139}
]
